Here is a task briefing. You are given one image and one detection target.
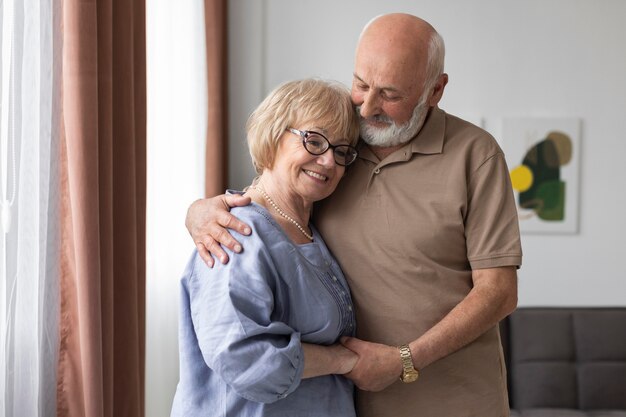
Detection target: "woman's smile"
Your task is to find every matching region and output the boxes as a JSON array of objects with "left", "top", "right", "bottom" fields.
[{"left": 303, "top": 169, "right": 328, "bottom": 182}]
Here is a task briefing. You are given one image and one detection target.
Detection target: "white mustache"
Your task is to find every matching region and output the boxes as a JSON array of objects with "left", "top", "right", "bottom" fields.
[{"left": 356, "top": 107, "right": 393, "bottom": 124}]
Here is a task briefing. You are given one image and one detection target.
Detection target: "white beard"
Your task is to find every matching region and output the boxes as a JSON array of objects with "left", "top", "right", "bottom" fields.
[{"left": 359, "top": 92, "right": 430, "bottom": 147}]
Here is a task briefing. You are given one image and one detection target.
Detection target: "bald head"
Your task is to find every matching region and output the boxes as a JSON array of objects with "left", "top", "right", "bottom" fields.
[
  {"left": 358, "top": 13, "right": 444, "bottom": 92},
  {"left": 360, "top": 13, "right": 437, "bottom": 46}
]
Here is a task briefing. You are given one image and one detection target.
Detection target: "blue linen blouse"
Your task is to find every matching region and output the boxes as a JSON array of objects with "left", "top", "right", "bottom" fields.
[{"left": 171, "top": 203, "right": 357, "bottom": 417}]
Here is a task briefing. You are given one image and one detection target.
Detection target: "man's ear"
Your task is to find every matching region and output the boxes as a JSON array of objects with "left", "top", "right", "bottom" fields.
[{"left": 428, "top": 73, "right": 449, "bottom": 106}]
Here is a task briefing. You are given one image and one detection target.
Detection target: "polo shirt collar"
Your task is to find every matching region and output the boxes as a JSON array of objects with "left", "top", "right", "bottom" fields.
[
  {"left": 408, "top": 106, "right": 445, "bottom": 155},
  {"left": 356, "top": 107, "right": 446, "bottom": 164}
]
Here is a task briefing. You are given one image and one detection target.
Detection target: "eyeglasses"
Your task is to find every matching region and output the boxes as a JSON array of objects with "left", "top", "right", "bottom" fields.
[{"left": 287, "top": 128, "right": 358, "bottom": 166}]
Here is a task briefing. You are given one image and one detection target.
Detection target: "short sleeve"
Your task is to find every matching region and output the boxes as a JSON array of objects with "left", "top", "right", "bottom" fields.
[
  {"left": 465, "top": 152, "right": 523, "bottom": 270},
  {"left": 186, "top": 234, "right": 304, "bottom": 403}
]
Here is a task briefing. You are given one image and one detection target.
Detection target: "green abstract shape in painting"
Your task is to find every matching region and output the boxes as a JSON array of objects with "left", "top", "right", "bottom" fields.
[
  {"left": 535, "top": 180, "right": 565, "bottom": 220},
  {"left": 519, "top": 139, "right": 560, "bottom": 211},
  {"left": 517, "top": 132, "right": 572, "bottom": 222}
]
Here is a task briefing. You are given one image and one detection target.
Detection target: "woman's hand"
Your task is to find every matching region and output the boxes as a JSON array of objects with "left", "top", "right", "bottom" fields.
[{"left": 185, "top": 194, "right": 252, "bottom": 267}]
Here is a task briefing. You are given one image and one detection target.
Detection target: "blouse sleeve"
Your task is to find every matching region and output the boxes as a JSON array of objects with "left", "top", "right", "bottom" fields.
[{"left": 185, "top": 235, "right": 304, "bottom": 404}]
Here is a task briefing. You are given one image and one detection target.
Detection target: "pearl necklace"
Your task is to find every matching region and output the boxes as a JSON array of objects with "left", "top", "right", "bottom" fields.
[{"left": 251, "top": 185, "right": 313, "bottom": 241}]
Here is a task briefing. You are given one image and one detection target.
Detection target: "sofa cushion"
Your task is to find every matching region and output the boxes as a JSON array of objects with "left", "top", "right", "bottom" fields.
[
  {"left": 506, "top": 308, "right": 626, "bottom": 411},
  {"left": 578, "top": 363, "right": 626, "bottom": 409},
  {"left": 513, "top": 362, "right": 577, "bottom": 408},
  {"left": 574, "top": 311, "right": 626, "bottom": 409}
]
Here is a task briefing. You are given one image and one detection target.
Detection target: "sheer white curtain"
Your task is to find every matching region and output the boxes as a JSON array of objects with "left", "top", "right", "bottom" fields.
[
  {"left": 1, "top": 0, "right": 60, "bottom": 416},
  {"left": 145, "top": 0, "right": 207, "bottom": 416}
]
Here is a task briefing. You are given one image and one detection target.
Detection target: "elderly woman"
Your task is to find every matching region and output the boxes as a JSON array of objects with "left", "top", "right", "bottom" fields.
[{"left": 171, "top": 79, "right": 361, "bottom": 417}]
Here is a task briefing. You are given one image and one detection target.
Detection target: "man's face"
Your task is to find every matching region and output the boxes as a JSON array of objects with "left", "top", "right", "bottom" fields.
[
  {"left": 355, "top": 83, "right": 431, "bottom": 148},
  {"left": 351, "top": 73, "right": 421, "bottom": 127},
  {"left": 351, "top": 36, "right": 431, "bottom": 147}
]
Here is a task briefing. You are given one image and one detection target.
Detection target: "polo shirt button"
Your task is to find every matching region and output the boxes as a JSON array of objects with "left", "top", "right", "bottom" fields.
[
  {"left": 332, "top": 276, "right": 338, "bottom": 281},
  {"left": 374, "top": 168, "right": 381, "bottom": 174},
  {"left": 348, "top": 305, "right": 353, "bottom": 311}
]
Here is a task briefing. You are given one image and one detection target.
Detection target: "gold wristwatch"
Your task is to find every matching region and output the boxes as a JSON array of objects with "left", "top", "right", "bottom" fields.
[{"left": 398, "top": 344, "right": 419, "bottom": 383}]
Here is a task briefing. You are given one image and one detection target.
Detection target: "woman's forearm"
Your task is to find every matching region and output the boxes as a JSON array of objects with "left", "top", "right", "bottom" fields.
[{"left": 301, "top": 343, "right": 358, "bottom": 379}]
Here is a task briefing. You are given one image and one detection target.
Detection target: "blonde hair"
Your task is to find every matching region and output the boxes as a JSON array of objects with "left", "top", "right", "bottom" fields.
[{"left": 246, "top": 78, "right": 360, "bottom": 174}]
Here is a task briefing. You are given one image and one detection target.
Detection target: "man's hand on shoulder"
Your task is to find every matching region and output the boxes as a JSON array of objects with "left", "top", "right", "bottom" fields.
[{"left": 185, "top": 193, "right": 252, "bottom": 267}]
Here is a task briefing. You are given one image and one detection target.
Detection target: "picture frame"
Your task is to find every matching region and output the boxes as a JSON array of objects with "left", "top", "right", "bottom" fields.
[{"left": 502, "top": 118, "right": 581, "bottom": 234}]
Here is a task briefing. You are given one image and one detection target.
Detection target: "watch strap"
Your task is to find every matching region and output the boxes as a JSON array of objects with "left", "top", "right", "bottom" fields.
[{"left": 398, "top": 344, "right": 419, "bottom": 383}]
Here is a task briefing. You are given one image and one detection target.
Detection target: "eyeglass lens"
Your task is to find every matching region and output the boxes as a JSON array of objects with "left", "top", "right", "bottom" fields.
[{"left": 303, "top": 132, "right": 357, "bottom": 166}]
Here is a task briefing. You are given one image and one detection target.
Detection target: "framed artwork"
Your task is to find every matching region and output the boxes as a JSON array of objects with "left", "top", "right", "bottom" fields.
[{"left": 502, "top": 118, "right": 581, "bottom": 234}]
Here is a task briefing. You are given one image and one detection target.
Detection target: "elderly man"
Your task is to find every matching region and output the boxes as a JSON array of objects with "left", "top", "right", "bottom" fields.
[{"left": 187, "top": 13, "right": 522, "bottom": 417}]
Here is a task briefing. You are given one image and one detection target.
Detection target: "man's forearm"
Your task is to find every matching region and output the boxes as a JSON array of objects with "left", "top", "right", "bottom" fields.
[
  {"left": 408, "top": 266, "right": 518, "bottom": 370},
  {"left": 339, "top": 267, "right": 517, "bottom": 392}
]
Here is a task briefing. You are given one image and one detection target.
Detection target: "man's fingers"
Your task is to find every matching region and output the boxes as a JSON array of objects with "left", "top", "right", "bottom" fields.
[
  {"left": 223, "top": 193, "right": 252, "bottom": 209},
  {"left": 212, "top": 226, "right": 242, "bottom": 254},
  {"left": 218, "top": 211, "right": 251, "bottom": 236},
  {"left": 187, "top": 194, "right": 251, "bottom": 266},
  {"left": 221, "top": 194, "right": 252, "bottom": 235},
  {"left": 204, "top": 236, "right": 230, "bottom": 265},
  {"left": 196, "top": 242, "right": 214, "bottom": 268},
  {"left": 340, "top": 336, "right": 360, "bottom": 352}
]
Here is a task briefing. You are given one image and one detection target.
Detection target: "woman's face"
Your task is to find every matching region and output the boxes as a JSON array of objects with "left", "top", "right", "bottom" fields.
[{"left": 269, "top": 125, "right": 348, "bottom": 204}]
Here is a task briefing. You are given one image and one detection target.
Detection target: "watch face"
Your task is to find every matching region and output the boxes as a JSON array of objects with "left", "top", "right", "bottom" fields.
[{"left": 402, "top": 370, "right": 419, "bottom": 383}]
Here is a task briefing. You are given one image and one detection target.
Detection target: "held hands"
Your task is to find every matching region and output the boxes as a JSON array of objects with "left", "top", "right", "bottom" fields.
[
  {"left": 301, "top": 343, "right": 358, "bottom": 379},
  {"left": 331, "top": 343, "right": 359, "bottom": 375},
  {"left": 185, "top": 194, "right": 252, "bottom": 267},
  {"left": 340, "top": 337, "right": 403, "bottom": 392}
]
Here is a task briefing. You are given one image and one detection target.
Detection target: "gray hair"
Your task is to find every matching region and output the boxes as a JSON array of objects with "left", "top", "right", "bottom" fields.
[{"left": 424, "top": 30, "right": 445, "bottom": 92}]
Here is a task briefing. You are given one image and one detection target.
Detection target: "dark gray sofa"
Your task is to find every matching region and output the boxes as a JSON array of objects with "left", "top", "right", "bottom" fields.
[{"left": 500, "top": 308, "right": 626, "bottom": 417}]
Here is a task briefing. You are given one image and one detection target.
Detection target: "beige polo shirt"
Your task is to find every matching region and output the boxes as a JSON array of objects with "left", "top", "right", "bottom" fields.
[{"left": 315, "top": 107, "right": 522, "bottom": 417}]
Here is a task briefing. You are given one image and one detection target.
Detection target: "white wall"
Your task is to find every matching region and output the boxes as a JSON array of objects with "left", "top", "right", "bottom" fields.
[{"left": 228, "top": 0, "right": 626, "bottom": 306}]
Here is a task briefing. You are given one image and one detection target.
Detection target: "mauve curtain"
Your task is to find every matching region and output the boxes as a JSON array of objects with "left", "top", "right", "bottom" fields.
[
  {"left": 204, "top": 0, "right": 228, "bottom": 197},
  {"left": 57, "top": 0, "right": 146, "bottom": 416}
]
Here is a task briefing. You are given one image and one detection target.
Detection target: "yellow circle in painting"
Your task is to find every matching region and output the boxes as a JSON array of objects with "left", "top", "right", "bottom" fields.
[{"left": 510, "top": 165, "right": 533, "bottom": 192}]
